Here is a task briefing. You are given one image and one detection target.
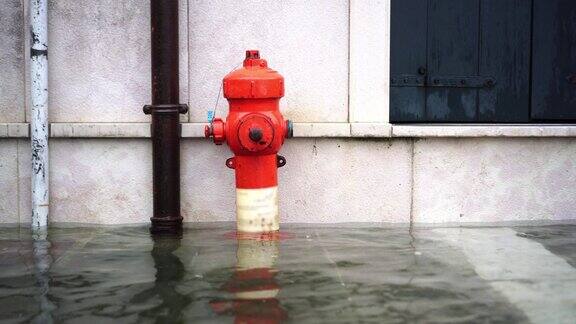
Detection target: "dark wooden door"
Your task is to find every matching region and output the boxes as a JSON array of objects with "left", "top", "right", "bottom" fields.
[
  {"left": 531, "top": 0, "right": 576, "bottom": 121},
  {"left": 389, "top": 0, "right": 428, "bottom": 122},
  {"left": 479, "top": 0, "right": 531, "bottom": 122},
  {"left": 390, "top": 0, "right": 531, "bottom": 123},
  {"left": 426, "top": 0, "right": 480, "bottom": 122}
]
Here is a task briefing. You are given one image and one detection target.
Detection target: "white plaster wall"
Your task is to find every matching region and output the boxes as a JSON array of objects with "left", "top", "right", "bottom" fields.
[
  {"left": 0, "top": 141, "right": 19, "bottom": 223},
  {"left": 9, "top": 138, "right": 576, "bottom": 225},
  {"left": 17, "top": 139, "right": 151, "bottom": 225},
  {"left": 15, "top": 139, "right": 412, "bottom": 224},
  {"left": 47, "top": 0, "right": 189, "bottom": 122},
  {"left": 2, "top": 0, "right": 350, "bottom": 124},
  {"left": 413, "top": 138, "right": 576, "bottom": 223},
  {"left": 188, "top": 0, "right": 349, "bottom": 123},
  {"left": 349, "top": 0, "right": 390, "bottom": 123},
  {"left": 50, "top": 139, "right": 152, "bottom": 224},
  {"left": 182, "top": 139, "right": 412, "bottom": 224},
  {"left": 0, "top": 0, "right": 25, "bottom": 123}
]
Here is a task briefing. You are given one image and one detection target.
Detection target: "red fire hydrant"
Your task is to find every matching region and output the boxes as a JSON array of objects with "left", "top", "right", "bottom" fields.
[{"left": 205, "top": 50, "right": 292, "bottom": 233}]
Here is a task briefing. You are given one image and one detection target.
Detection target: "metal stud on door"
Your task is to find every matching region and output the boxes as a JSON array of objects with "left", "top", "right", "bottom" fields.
[{"left": 205, "top": 50, "right": 293, "bottom": 233}]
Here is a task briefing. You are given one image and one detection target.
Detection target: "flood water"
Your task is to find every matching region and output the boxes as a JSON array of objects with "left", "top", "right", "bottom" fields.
[{"left": 1, "top": 223, "right": 575, "bottom": 323}]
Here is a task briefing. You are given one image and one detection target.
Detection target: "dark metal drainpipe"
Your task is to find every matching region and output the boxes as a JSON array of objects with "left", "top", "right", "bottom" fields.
[{"left": 144, "top": 0, "right": 188, "bottom": 235}]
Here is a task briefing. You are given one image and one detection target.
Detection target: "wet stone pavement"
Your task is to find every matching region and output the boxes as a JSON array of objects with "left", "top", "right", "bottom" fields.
[{"left": 0, "top": 223, "right": 575, "bottom": 323}]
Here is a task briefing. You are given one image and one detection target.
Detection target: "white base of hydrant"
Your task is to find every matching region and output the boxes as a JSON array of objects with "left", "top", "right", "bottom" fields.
[
  {"left": 235, "top": 239, "right": 280, "bottom": 299},
  {"left": 236, "top": 186, "right": 279, "bottom": 233}
]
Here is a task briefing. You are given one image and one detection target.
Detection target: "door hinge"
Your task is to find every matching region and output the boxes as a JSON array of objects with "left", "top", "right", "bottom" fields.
[{"left": 391, "top": 75, "right": 495, "bottom": 88}]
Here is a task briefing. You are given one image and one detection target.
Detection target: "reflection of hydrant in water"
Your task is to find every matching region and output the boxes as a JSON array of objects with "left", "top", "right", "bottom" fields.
[
  {"left": 205, "top": 50, "right": 292, "bottom": 233},
  {"left": 210, "top": 238, "right": 287, "bottom": 323}
]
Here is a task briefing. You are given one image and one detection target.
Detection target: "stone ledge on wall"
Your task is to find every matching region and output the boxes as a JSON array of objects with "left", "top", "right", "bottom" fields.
[
  {"left": 351, "top": 123, "right": 392, "bottom": 137},
  {"left": 4, "top": 122, "right": 576, "bottom": 139},
  {"left": 51, "top": 123, "right": 150, "bottom": 138},
  {"left": 0, "top": 123, "right": 29, "bottom": 138},
  {"left": 185, "top": 122, "right": 355, "bottom": 138},
  {"left": 393, "top": 125, "right": 576, "bottom": 138},
  {"left": 292, "top": 123, "right": 351, "bottom": 137}
]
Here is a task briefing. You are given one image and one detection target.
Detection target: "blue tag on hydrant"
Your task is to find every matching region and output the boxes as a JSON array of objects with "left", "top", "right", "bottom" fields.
[{"left": 207, "top": 110, "right": 215, "bottom": 122}]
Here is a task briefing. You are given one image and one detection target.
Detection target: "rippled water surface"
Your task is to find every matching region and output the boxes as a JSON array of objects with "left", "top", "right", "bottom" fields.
[{"left": 1, "top": 223, "right": 576, "bottom": 323}]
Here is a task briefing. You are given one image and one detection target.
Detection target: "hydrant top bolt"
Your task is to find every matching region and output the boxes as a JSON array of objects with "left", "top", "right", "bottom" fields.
[{"left": 246, "top": 50, "right": 260, "bottom": 59}]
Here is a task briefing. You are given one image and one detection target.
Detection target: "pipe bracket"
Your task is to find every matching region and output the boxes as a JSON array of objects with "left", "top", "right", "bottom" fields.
[{"left": 143, "top": 104, "right": 189, "bottom": 115}]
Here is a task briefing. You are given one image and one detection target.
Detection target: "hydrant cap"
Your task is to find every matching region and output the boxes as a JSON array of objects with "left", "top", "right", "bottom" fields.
[{"left": 223, "top": 50, "right": 284, "bottom": 99}]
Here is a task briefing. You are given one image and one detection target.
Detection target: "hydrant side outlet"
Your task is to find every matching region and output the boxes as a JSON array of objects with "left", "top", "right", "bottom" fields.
[{"left": 205, "top": 50, "right": 291, "bottom": 234}]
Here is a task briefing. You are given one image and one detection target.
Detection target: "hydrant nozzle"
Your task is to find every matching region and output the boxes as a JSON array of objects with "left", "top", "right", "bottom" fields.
[{"left": 206, "top": 118, "right": 226, "bottom": 145}]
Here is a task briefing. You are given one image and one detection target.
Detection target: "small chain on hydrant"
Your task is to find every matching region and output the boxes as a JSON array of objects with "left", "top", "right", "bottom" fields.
[{"left": 210, "top": 62, "right": 241, "bottom": 123}]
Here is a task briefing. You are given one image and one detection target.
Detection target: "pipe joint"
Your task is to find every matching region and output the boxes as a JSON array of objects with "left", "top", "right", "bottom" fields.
[
  {"left": 205, "top": 118, "right": 226, "bottom": 145},
  {"left": 285, "top": 120, "right": 293, "bottom": 139},
  {"left": 143, "top": 104, "right": 189, "bottom": 115}
]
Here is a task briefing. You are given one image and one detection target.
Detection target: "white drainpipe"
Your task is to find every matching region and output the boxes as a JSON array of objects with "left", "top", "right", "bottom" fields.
[
  {"left": 30, "top": 0, "right": 49, "bottom": 229},
  {"left": 32, "top": 228, "right": 54, "bottom": 322}
]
